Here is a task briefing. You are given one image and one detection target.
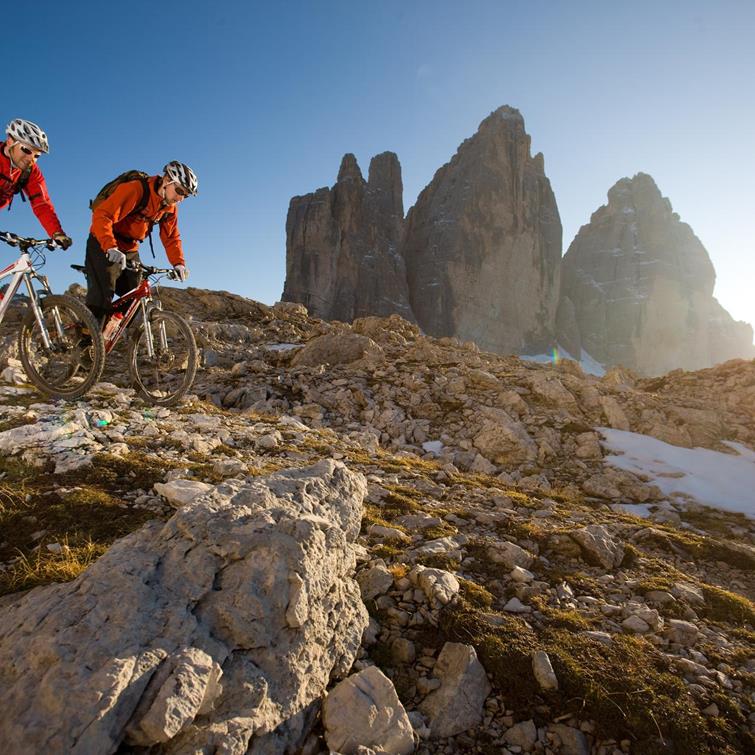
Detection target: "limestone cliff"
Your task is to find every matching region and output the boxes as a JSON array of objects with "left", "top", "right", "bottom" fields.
[
  {"left": 559, "top": 173, "right": 754, "bottom": 375},
  {"left": 281, "top": 152, "right": 413, "bottom": 323},
  {"left": 402, "top": 106, "right": 562, "bottom": 354}
]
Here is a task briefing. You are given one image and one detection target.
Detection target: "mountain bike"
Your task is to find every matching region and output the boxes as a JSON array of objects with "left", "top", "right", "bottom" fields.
[
  {"left": 72, "top": 261, "right": 197, "bottom": 406},
  {"left": 0, "top": 231, "right": 105, "bottom": 400}
]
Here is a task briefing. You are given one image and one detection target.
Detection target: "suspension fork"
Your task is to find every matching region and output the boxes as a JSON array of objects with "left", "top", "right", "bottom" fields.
[
  {"left": 139, "top": 298, "right": 165, "bottom": 358},
  {"left": 23, "top": 272, "right": 62, "bottom": 350}
]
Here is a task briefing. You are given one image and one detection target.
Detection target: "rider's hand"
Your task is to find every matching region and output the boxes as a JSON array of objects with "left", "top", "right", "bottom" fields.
[
  {"left": 106, "top": 248, "right": 127, "bottom": 272},
  {"left": 52, "top": 231, "right": 73, "bottom": 250},
  {"left": 173, "top": 264, "right": 189, "bottom": 282}
]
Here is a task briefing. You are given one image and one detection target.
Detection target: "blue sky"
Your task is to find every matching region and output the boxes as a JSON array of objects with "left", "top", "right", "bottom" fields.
[{"left": 4, "top": 0, "right": 754, "bottom": 337}]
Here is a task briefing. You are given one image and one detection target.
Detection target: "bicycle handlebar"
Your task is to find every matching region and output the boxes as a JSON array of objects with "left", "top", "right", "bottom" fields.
[
  {"left": 125, "top": 260, "right": 178, "bottom": 280},
  {"left": 0, "top": 231, "right": 63, "bottom": 251}
]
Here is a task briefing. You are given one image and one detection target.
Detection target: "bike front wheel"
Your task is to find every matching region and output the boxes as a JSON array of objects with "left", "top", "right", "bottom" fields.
[
  {"left": 18, "top": 294, "right": 106, "bottom": 400},
  {"left": 128, "top": 310, "right": 197, "bottom": 406}
]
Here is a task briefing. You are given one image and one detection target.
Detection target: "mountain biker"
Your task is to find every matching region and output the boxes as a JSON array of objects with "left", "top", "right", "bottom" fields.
[
  {"left": 84, "top": 161, "right": 198, "bottom": 321},
  {"left": 0, "top": 119, "right": 73, "bottom": 249}
]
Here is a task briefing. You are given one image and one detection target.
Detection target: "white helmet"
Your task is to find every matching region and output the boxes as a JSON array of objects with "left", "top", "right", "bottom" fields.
[
  {"left": 164, "top": 161, "right": 198, "bottom": 196},
  {"left": 6, "top": 118, "right": 49, "bottom": 153}
]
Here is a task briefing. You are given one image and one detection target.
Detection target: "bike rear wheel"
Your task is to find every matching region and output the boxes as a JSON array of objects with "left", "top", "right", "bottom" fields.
[
  {"left": 128, "top": 309, "right": 197, "bottom": 406},
  {"left": 18, "top": 294, "right": 106, "bottom": 400}
]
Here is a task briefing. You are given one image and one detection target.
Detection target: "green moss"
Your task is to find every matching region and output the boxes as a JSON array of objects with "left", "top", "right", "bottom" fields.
[
  {"left": 381, "top": 491, "right": 420, "bottom": 517},
  {"left": 459, "top": 578, "right": 494, "bottom": 609},
  {"left": 653, "top": 528, "right": 755, "bottom": 572},
  {"left": 422, "top": 523, "right": 457, "bottom": 539},
  {"left": 372, "top": 544, "right": 403, "bottom": 560},
  {"left": 416, "top": 553, "right": 460, "bottom": 571},
  {"left": 541, "top": 607, "right": 594, "bottom": 631},
  {"left": 435, "top": 598, "right": 752, "bottom": 754},
  {"left": 700, "top": 584, "right": 755, "bottom": 626}
]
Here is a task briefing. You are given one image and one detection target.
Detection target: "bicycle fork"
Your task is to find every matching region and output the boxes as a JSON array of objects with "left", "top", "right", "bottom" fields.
[
  {"left": 25, "top": 273, "right": 66, "bottom": 350},
  {"left": 140, "top": 299, "right": 167, "bottom": 358}
]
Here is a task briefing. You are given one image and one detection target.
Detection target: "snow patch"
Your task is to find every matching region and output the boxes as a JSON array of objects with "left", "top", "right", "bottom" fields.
[
  {"left": 265, "top": 343, "right": 303, "bottom": 352},
  {"left": 422, "top": 440, "right": 444, "bottom": 455},
  {"left": 599, "top": 427, "right": 755, "bottom": 519},
  {"left": 520, "top": 346, "right": 605, "bottom": 376}
]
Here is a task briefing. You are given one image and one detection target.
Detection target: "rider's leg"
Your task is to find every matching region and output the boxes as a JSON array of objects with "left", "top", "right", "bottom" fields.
[
  {"left": 84, "top": 235, "right": 119, "bottom": 323},
  {"left": 114, "top": 251, "right": 141, "bottom": 297}
]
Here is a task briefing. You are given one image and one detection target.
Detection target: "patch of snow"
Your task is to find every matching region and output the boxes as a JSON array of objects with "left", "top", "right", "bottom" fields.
[
  {"left": 609, "top": 502, "right": 655, "bottom": 518},
  {"left": 265, "top": 343, "right": 303, "bottom": 352},
  {"left": 422, "top": 440, "right": 443, "bottom": 455},
  {"left": 599, "top": 428, "right": 755, "bottom": 519},
  {"left": 519, "top": 346, "right": 605, "bottom": 376}
]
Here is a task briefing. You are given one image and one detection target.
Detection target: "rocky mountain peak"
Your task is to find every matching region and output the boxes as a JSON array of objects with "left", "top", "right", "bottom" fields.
[
  {"left": 367, "top": 151, "right": 403, "bottom": 212},
  {"left": 282, "top": 152, "right": 413, "bottom": 323},
  {"left": 559, "top": 173, "right": 753, "bottom": 374},
  {"left": 337, "top": 152, "right": 364, "bottom": 183},
  {"left": 403, "top": 105, "right": 562, "bottom": 354}
]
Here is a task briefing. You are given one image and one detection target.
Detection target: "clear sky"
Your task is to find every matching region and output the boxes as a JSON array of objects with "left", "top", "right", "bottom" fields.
[{"left": 4, "top": 0, "right": 754, "bottom": 338}]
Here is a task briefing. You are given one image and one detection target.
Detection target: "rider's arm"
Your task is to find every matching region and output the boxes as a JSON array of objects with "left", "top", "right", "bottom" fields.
[
  {"left": 91, "top": 182, "right": 143, "bottom": 252},
  {"left": 159, "top": 209, "right": 185, "bottom": 267},
  {"left": 24, "top": 165, "right": 64, "bottom": 238}
]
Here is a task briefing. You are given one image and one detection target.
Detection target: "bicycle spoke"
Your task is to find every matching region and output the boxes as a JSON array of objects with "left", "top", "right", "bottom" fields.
[
  {"left": 128, "top": 310, "right": 197, "bottom": 406},
  {"left": 18, "top": 296, "right": 105, "bottom": 400}
]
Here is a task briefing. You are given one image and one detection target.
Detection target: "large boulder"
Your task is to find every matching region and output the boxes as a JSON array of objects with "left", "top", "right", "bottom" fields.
[
  {"left": 0, "top": 460, "right": 369, "bottom": 755},
  {"left": 291, "top": 332, "right": 384, "bottom": 367}
]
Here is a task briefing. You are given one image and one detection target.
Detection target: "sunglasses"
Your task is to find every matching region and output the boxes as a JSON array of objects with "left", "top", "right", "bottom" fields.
[
  {"left": 18, "top": 144, "right": 42, "bottom": 159},
  {"left": 174, "top": 185, "right": 189, "bottom": 198}
]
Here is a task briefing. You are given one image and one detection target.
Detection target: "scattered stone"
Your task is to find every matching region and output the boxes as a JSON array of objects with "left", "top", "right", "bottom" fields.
[
  {"left": 532, "top": 650, "right": 558, "bottom": 691},
  {"left": 323, "top": 666, "right": 414, "bottom": 755},
  {"left": 419, "top": 642, "right": 491, "bottom": 738}
]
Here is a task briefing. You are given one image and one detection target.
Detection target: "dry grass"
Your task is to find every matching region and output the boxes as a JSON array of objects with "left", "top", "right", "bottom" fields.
[{"left": 2, "top": 538, "right": 107, "bottom": 594}]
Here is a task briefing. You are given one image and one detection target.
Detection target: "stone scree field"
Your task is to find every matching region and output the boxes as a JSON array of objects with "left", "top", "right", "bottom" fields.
[{"left": 0, "top": 285, "right": 753, "bottom": 754}]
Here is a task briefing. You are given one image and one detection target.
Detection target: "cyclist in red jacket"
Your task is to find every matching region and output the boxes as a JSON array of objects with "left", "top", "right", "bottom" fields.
[
  {"left": 0, "top": 119, "right": 72, "bottom": 249},
  {"left": 85, "top": 161, "right": 198, "bottom": 320}
]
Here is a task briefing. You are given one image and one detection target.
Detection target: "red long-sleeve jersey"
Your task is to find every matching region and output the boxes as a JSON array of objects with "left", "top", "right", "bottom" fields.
[{"left": 0, "top": 141, "right": 63, "bottom": 237}]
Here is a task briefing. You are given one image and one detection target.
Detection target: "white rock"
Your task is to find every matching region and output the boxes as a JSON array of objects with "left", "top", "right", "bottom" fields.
[
  {"left": 549, "top": 722, "right": 590, "bottom": 755},
  {"left": 569, "top": 524, "right": 624, "bottom": 569},
  {"left": 0, "top": 460, "right": 369, "bottom": 755},
  {"left": 621, "top": 615, "right": 651, "bottom": 634},
  {"left": 367, "top": 525, "right": 410, "bottom": 543},
  {"left": 323, "top": 666, "right": 414, "bottom": 755},
  {"left": 419, "top": 642, "right": 491, "bottom": 738},
  {"left": 510, "top": 565, "right": 535, "bottom": 583},
  {"left": 487, "top": 541, "right": 535, "bottom": 569},
  {"left": 411, "top": 565, "right": 460, "bottom": 606},
  {"left": 153, "top": 479, "right": 213, "bottom": 508},
  {"left": 503, "top": 597, "right": 531, "bottom": 613},
  {"left": 504, "top": 719, "right": 537, "bottom": 750},
  {"left": 127, "top": 647, "right": 222, "bottom": 745},
  {"left": 665, "top": 619, "right": 699, "bottom": 647},
  {"left": 357, "top": 564, "right": 395, "bottom": 601},
  {"left": 532, "top": 650, "right": 558, "bottom": 691}
]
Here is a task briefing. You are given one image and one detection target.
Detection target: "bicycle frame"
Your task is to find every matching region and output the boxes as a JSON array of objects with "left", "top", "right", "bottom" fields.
[
  {"left": 102, "top": 276, "right": 163, "bottom": 356},
  {"left": 0, "top": 251, "right": 61, "bottom": 351}
]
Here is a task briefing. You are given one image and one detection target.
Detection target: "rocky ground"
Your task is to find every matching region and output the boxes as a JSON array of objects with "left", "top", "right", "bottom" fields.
[{"left": 0, "top": 285, "right": 753, "bottom": 754}]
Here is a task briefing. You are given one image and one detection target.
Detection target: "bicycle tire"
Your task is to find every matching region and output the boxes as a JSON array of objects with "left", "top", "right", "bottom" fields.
[
  {"left": 18, "top": 294, "right": 106, "bottom": 400},
  {"left": 128, "top": 309, "right": 197, "bottom": 406}
]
